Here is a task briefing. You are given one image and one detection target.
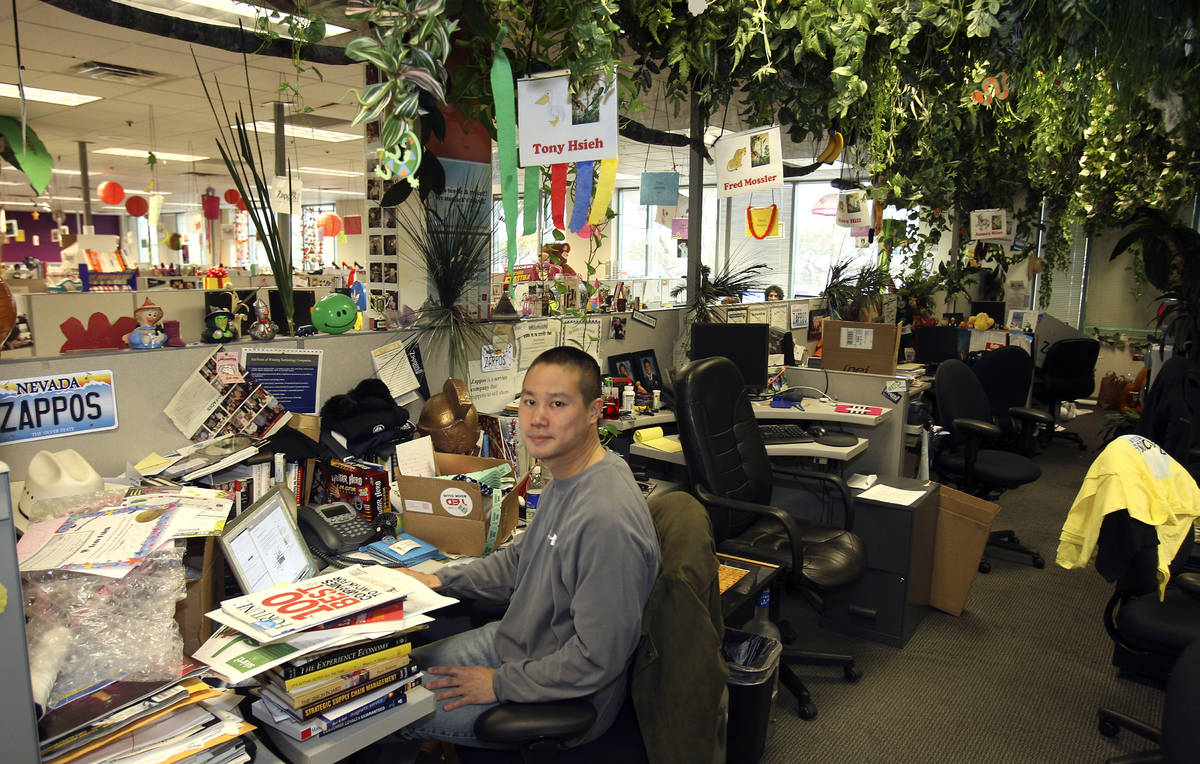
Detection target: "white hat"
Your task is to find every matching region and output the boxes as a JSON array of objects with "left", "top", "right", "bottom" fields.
[{"left": 19, "top": 449, "right": 104, "bottom": 520}]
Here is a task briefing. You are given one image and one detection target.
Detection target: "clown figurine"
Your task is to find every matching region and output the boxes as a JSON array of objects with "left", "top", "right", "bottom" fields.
[{"left": 124, "top": 298, "right": 165, "bottom": 349}]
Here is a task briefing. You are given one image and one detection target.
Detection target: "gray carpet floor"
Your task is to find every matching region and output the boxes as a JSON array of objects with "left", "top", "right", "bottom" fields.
[{"left": 758, "top": 413, "right": 1169, "bottom": 764}]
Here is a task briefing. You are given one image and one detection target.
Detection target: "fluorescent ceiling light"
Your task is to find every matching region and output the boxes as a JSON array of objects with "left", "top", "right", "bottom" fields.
[
  {"left": 241, "top": 121, "right": 359, "bottom": 143},
  {"left": 52, "top": 168, "right": 81, "bottom": 175},
  {"left": 0, "top": 201, "right": 37, "bottom": 207},
  {"left": 0, "top": 83, "right": 100, "bottom": 106},
  {"left": 304, "top": 189, "right": 364, "bottom": 196},
  {"left": 299, "top": 167, "right": 364, "bottom": 177},
  {"left": 0, "top": 180, "right": 24, "bottom": 186},
  {"left": 115, "top": 0, "right": 349, "bottom": 37},
  {"left": 93, "top": 148, "right": 210, "bottom": 162}
]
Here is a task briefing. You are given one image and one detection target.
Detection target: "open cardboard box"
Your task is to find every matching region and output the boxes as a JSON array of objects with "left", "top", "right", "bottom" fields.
[
  {"left": 821, "top": 319, "right": 901, "bottom": 376},
  {"left": 393, "top": 452, "right": 520, "bottom": 557},
  {"left": 929, "top": 486, "right": 1000, "bottom": 616}
]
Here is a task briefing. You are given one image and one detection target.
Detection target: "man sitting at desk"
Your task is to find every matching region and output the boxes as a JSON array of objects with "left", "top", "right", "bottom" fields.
[{"left": 399, "top": 345, "right": 662, "bottom": 751}]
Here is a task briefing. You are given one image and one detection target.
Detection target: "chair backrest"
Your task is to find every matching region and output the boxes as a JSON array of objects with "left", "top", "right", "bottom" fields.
[
  {"left": 973, "top": 345, "right": 1034, "bottom": 418},
  {"left": 634, "top": 492, "right": 727, "bottom": 764},
  {"left": 934, "top": 358, "right": 993, "bottom": 442},
  {"left": 1041, "top": 338, "right": 1100, "bottom": 399},
  {"left": 673, "top": 356, "right": 774, "bottom": 543},
  {"left": 1136, "top": 356, "right": 1200, "bottom": 468}
]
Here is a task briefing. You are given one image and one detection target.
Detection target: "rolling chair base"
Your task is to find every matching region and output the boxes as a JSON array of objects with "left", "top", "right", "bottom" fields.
[
  {"left": 1098, "top": 706, "right": 1161, "bottom": 764},
  {"left": 979, "top": 530, "right": 1045, "bottom": 573},
  {"left": 779, "top": 649, "right": 861, "bottom": 721}
]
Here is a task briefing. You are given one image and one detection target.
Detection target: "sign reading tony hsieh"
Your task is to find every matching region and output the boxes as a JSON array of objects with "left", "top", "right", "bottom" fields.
[{"left": 0, "top": 370, "right": 118, "bottom": 445}]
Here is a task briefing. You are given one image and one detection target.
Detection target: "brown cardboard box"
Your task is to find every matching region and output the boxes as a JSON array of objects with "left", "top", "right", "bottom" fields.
[
  {"left": 820, "top": 319, "right": 901, "bottom": 375},
  {"left": 174, "top": 536, "right": 225, "bottom": 654},
  {"left": 929, "top": 485, "right": 1000, "bottom": 616},
  {"left": 287, "top": 412, "right": 322, "bottom": 444},
  {"left": 394, "top": 452, "right": 520, "bottom": 556}
]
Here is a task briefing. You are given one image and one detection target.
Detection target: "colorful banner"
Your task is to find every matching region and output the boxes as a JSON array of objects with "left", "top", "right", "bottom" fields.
[
  {"left": 550, "top": 163, "right": 568, "bottom": 230},
  {"left": 517, "top": 69, "right": 618, "bottom": 166},
  {"left": 0, "top": 370, "right": 118, "bottom": 444},
  {"left": 491, "top": 40, "right": 519, "bottom": 280},
  {"left": 569, "top": 160, "right": 594, "bottom": 233},
  {"left": 713, "top": 126, "right": 783, "bottom": 198}
]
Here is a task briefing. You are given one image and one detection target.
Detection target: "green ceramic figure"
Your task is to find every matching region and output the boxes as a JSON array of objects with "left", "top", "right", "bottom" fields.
[{"left": 310, "top": 293, "right": 358, "bottom": 335}]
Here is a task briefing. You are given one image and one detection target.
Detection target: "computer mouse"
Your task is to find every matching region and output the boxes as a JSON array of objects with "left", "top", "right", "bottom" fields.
[
  {"left": 779, "top": 387, "right": 809, "bottom": 402},
  {"left": 808, "top": 424, "right": 827, "bottom": 438}
]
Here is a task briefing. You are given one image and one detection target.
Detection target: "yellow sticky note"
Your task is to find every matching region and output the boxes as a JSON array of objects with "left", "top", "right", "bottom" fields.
[{"left": 135, "top": 452, "right": 174, "bottom": 474}]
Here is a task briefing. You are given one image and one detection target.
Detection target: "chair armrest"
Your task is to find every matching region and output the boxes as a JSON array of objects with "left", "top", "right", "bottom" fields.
[
  {"left": 474, "top": 700, "right": 596, "bottom": 746},
  {"left": 694, "top": 484, "right": 808, "bottom": 570},
  {"left": 1177, "top": 572, "right": 1200, "bottom": 602},
  {"left": 1010, "top": 406, "right": 1054, "bottom": 425},
  {"left": 770, "top": 467, "right": 856, "bottom": 531},
  {"left": 953, "top": 417, "right": 1002, "bottom": 439}
]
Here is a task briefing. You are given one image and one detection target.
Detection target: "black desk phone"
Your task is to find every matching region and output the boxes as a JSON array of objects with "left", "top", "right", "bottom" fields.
[{"left": 299, "top": 502, "right": 379, "bottom": 554}]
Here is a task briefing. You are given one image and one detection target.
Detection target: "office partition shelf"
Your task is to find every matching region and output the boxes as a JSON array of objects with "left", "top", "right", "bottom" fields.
[
  {"left": 601, "top": 411, "right": 676, "bottom": 431},
  {"left": 629, "top": 434, "right": 868, "bottom": 465},
  {"left": 750, "top": 399, "right": 893, "bottom": 425}
]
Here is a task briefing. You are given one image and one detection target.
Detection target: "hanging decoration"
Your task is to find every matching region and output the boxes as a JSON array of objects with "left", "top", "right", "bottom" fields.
[
  {"left": 639, "top": 172, "right": 680, "bottom": 206},
  {"left": 301, "top": 207, "right": 319, "bottom": 267},
  {"left": 374, "top": 129, "right": 422, "bottom": 187},
  {"left": 515, "top": 69, "right": 618, "bottom": 166},
  {"left": 223, "top": 188, "right": 241, "bottom": 205},
  {"left": 568, "top": 160, "right": 594, "bottom": 233},
  {"left": 713, "top": 126, "right": 784, "bottom": 198},
  {"left": 587, "top": 157, "right": 619, "bottom": 225},
  {"left": 523, "top": 166, "right": 540, "bottom": 235},
  {"left": 971, "top": 73, "right": 1011, "bottom": 106},
  {"left": 319, "top": 212, "right": 343, "bottom": 237},
  {"left": 490, "top": 32, "right": 519, "bottom": 283},
  {"left": 550, "top": 163, "right": 568, "bottom": 230},
  {"left": 97, "top": 181, "right": 125, "bottom": 205},
  {"left": 125, "top": 196, "right": 149, "bottom": 217},
  {"left": 201, "top": 189, "right": 220, "bottom": 221},
  {"left": 746, "top": 204, "right": 779, "bottom": 239},
  {"left": 148, "top": 194, "right": 163, "bottom": 229}
]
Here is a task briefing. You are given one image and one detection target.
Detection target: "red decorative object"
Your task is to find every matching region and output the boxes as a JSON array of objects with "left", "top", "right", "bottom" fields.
[
  {"left": 344, "top": 215, "right": 362, "bottom": 235},
  {"left": 97, "top": 181, "right": 125, "bottom": 205},
  {"left": 125, "top": 196, "right": 149, "bottom": 217},
  {"left": 223, "top": 188, "right": 241, "bottom": 205},
  {"left": 205, "top": 266, "right": 228, "bottom": 279},
  {"left": 746, "top": 204, "right": 779, "bottom": 240},
  {"left": 60, "top": 312, "right": 138, "bottom": 353},
  {"left": 201, "top": 192, "right": 220, "bottom": 220},
  {"left": 236, "top": 198, "right": 247, "bottom": 212},
  {"left": 319, "top": 212, "right": 343, "bottom": 237}
]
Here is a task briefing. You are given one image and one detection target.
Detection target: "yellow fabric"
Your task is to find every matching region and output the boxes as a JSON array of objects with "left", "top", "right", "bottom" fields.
[
  {"left": 588, "top": 157, "right": 619, "bottom": 225},
  {"left": 1057, "top": 435, "right": 1200, "bottom": 597}
]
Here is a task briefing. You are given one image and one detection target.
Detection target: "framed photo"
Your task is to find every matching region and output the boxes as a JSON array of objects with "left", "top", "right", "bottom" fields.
[
  {"left": 635, "top": 350, "right": 664, "bottom": 390},
  {"left": 607, "top": 353, "right": 636, "bottom": 382}
]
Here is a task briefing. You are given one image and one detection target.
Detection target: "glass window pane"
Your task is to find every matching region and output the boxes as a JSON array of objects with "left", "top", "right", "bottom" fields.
[
  {"left": 791, "top": 182, "right": 876, "bottom": 297},
  {"left": 726, "top": 186, "right": 793, "bottom": 298}
]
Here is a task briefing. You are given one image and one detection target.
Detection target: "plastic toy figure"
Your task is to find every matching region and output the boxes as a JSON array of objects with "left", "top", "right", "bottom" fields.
[
  {"left": 247, "top": 299, "right": 278, "bottom": 341},
  {"left": 202, "top": 307, "right": 238, "bottom": 343},
  {"left": 124, "top": 298, "right": 165, "bottom": 349},
  {"left": 310, "top": 293, "right": 358, "bottom": 335}
]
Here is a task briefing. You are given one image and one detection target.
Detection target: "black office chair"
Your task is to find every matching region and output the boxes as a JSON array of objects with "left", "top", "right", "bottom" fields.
[
  {"left": 933, "top": 358, "right": 1044, "bottom": 571},
  {"left": 468, "top": 491, "right": 728, "bottom": 764},
  {"left": 672, "top": 355, "right": 867, "bottom": 721},
  {"left": 1034, "top": 337, "right": 1101, "bottom": 449},
  {"left": 1099, "top": 637, "right": 1200, "bottom": 764},
  {"left": 972, "top": 345, "right": 1051, "bottom": 455}
]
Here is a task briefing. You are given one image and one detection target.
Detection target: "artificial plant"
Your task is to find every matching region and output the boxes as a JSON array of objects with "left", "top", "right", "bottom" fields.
[
  {"left": 192, "top": 50, "right": 296, "bottom": 335},
  {"left": 820, "top": 258, "right": 891, "bottom": 322},
  {"left": 670, "top": 259, "right": 769, "bottom": 324}
]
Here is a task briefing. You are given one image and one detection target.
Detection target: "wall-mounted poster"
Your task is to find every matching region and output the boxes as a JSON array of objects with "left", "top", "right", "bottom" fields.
[
  {"left": 517, "top": 69, "right": 618, "bottom": 166},
  {"left": 713, "top": 126, "right": 783, "bottom": 198}
]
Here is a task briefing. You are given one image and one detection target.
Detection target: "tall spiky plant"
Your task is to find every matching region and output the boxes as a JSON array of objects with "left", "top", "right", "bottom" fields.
[
  {"left": 192, "top": 49, "right": 296, "bottom": 334},
  {"left": 395, "top": 193, "right": 492, "bottom": 377},
  {"left": 670, "top": 259, "right": 770, "bottom": 324}
]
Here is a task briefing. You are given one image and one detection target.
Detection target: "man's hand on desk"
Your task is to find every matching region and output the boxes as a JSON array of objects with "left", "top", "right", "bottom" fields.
[
  {"left": 394, "top": 568, "right": 443, "bottom": 590},
  {"left": 425, "top": 665, "right": 498, "bottom": 710}
]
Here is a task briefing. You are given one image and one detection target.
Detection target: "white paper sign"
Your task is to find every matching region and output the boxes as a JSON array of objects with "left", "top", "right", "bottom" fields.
[
  {"left": 970, "top": 208, "right": 1008, "bottom": 241},
  {"left": 836, "top": 191, "right": 869, "bottom": 228},
  {"left": 268, "top": 175, "right": 303, "bottom": 216},
  {"left": 481, "top": 343, "right": 515, "bottom": 372},
  {"left": 517, "top": 70, "right": 618, "bottom": 166},
  {"left": 791, "top": 303, "right": 810, "bottom": 329},
  {"left": 713, "top": 126, "right": 784, "bottom": 198}
]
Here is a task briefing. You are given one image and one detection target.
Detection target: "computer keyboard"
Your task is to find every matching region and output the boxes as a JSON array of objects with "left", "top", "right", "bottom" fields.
[{"left": 757, "top": 423, "right": 813, "bottom": 444}]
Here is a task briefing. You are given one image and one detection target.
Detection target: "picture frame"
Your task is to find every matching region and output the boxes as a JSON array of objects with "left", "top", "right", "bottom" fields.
[
  {"left": 635, "top": 350, "right": 664, "bottom": 390},
  {"left": 607, "top": 353, "right": 637, "bottom": 382}
]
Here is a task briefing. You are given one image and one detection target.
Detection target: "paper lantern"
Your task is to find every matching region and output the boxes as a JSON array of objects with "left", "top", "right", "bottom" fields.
[
  {"left": 236, "top": 198, "right": 247, "bottom": 212},
  {"left": 97, "top": 181, "right": 125, "bottom": 205},
  {"left": 201, "top": 193, "right": 220, "bottom": 220},
  {"left": 319, "top": 212, "right": 343, "bottom": 237},
  {"left": 165, "top": 233, "right": 183, "bottom": 251},
  {"left": 223, "top": 188, "right": 241, "bottom": 205},
  {"left": 125, "top": 196, "right": 149, "bottom": 217}
]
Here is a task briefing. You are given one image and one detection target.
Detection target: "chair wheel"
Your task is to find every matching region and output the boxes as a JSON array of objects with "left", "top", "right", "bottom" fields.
[
  {"left": 798, "top": 703, "right": 817, "bottom": 721},
  {"left": 1033, "top": 556, "right": 1045, "bottom": 569},
  {"left": 979, "top": 559, "right": 992, "bottom": 574},
  {"left": 843, "top": 666, "right": 862, "bottom": 683},
  {"left": 1098, "top": 719, "right": 1119, "bottom": 738}
]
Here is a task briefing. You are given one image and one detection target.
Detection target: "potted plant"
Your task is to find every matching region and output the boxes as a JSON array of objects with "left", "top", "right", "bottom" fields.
[
  {"left": 820, "top": 258, "right": 891, "bottom": 322},
  {"left": 670, "top": 259, "right": 769, "bottom": 324}
]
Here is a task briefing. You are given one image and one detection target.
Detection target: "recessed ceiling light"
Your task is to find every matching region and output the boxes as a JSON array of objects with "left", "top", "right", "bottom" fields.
[
  {"left": 305, "top": 189, "right": 364, "bottom": 196},
  {"left": 240, "top": 121, "right": 360, "bottom": 143},
  {"left": 0, "top": 83, "right": 100, "bottom": 106},
  {"left": 299, "top": 167, "right": 364, "bottom": 177},
  {"left": 93, "top": 148, "right": 210, "bottom": 162}
]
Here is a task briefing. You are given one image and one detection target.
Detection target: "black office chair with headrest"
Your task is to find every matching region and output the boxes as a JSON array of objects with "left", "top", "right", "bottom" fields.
[
  {"left": 1034, "top": 337, "right": 1101, "bottom": 450},
  {"left": 672, "top": 355, "right": 867, "bottom": 720},
  {"left": 1099, "top": 637, "right": 1200, "bottom": 764},
  {"left": 972, "top": 345, "right": 1052, "bottom": 455},
  {"left": 934, "top": 358, "right": 1044, "bottom": 570}
]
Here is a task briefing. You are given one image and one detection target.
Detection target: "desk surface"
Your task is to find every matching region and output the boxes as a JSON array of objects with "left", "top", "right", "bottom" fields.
[
  {"left": 629, "top": 433, "right": 868, "bottom": 465},
  {"left": 717, "top": 553, "right": 782, "bottom": 621},
  {"left": 604, "top": 399, "right": 891, "bottom": 433}
]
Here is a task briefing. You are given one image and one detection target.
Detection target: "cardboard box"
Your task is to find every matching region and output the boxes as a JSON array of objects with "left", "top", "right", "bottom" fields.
[
  {"left": 393, "top": 452, "right": 519, "bottom": 556},
  {"left": 821, "top": 319, "right": 901, "bottom": 375},
  {"left": 929, "top": 486, "right": 1000, "bottom": 616},
  {"left": 175, "top": 536, "right": 225, "bottom": 654}
]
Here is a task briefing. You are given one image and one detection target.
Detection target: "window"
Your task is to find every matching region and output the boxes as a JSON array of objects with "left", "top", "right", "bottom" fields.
[{"left": 491, "top": 196, "right": 551, "bottom": 273}]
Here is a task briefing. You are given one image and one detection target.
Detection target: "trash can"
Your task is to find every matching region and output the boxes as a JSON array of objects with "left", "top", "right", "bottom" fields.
[{"left": 723, "top": 628, "right": 782, "bottom": 764}]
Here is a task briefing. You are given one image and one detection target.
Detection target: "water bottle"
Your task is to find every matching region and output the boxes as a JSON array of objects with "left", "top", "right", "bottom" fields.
[
  {"left": 525, "top": 464, "right": 545, "bottom": 524},
  {"left": 742, "top": 588, "right": 782, "bottom": 720}
]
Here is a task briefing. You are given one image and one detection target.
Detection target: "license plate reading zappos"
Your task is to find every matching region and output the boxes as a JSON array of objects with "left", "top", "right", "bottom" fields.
[{"left": 0, "top": 370, "right": 119, "bottom": 444}]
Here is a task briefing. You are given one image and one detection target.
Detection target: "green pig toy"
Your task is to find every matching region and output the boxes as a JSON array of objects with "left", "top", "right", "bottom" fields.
[{"left": 310, "top": 293, "right": 358, "bottom": 335}]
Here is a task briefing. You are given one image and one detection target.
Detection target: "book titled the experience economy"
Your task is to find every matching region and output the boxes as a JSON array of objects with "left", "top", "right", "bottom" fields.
[{"left": 215, "top": 565, "right": 419, "bottom": 643}]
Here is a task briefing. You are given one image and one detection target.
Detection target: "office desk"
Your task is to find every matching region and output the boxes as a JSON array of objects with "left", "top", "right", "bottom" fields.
[
  {"left": 629, "top": 433, "right": 869, "bottom": 466},
  {"left": 717, "top": 553, "right": 782, "bottom": 623}
]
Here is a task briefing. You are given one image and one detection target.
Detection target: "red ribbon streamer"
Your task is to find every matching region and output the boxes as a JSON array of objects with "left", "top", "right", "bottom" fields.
[{"left": 551, "top": 163, "right": 568, "bottom": 231}]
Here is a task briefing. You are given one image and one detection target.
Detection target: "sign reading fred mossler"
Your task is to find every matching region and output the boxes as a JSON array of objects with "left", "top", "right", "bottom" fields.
[{"left": 0, "top": 370, "right": 118, "bottom": 444}]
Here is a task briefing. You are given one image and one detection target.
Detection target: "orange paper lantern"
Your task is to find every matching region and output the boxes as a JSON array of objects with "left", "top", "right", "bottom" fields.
[
  {"left": 319, "top": 212, "right": 343, "bottom": 237},
  {"left": 125, "top": 195, "right": 149, "bottom": 217},
  {"left": 223, "top": 189, "right": 241, "bottom": 205},
  {"left": 97, "top": 181, "right": 125, "bottom": 205}
]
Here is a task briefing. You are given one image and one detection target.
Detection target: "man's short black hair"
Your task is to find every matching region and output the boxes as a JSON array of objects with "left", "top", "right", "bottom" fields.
[{"left": 529, "top": 346, "right": 602, "bottom": 403}]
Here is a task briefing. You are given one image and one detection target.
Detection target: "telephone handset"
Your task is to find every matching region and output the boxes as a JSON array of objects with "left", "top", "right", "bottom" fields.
[{"left": 298, "top": 502, "right": 380, "bottom": 555}]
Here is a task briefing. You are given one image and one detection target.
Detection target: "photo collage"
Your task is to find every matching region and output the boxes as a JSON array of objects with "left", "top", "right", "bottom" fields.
[
  {"left": 194, "top": 355, "right": 289, "bottom": 442},
  {"left": 364, "top": 63, "right": 403, "bottom": 327}
]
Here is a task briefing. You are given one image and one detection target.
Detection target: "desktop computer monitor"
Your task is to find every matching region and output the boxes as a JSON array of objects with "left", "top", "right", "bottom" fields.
[
  {"left": 690, "top": 322, "right": 770, "bottom": 388},
  {"left": 970, "top": 301, "right": 1006, "bottom": 326}
]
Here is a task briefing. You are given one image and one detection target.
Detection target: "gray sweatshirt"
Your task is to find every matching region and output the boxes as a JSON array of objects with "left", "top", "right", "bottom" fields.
[{"left": 437, "top": 450, "right": 660, "bottom": 743}]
